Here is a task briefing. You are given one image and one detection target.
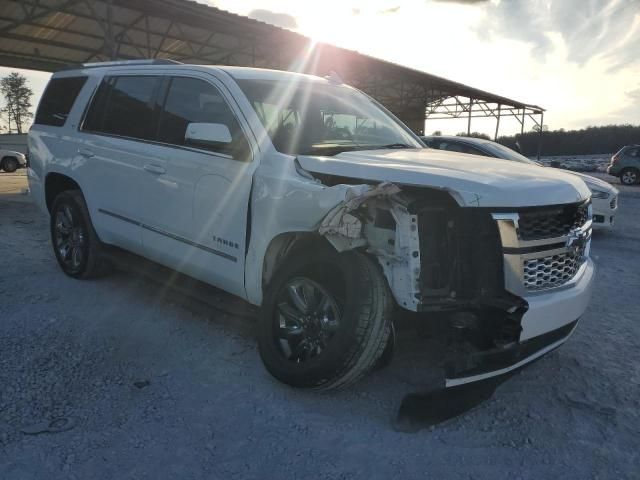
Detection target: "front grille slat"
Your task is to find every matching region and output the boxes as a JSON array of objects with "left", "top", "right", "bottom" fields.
[
  {"left": 517, "top": 203, "right": 589, "bottom": 241},
  {"left": 523, "top": 247, "right": 585, "bottom": 291}
]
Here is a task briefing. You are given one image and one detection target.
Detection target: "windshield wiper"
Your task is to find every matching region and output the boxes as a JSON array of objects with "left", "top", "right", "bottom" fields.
[
  {"left": 377, "top": 143, "right": 413, "bottom": 149},
  {"left": 299, "top": 143, "right": 414, "bottom": 156},
  {"left": 299, "top": 145, "right": 374, "bottom": 156}
]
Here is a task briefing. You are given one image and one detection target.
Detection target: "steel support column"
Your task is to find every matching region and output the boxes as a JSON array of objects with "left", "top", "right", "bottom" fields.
[{"left": 537, "top": 111, "right": 544, "bottom": 161}]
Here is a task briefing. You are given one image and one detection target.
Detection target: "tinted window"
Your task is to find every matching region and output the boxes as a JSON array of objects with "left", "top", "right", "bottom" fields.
[
  {"left": 35, "top": 76, "right": 87, "bottom": 126},
  {"left": 84, "top": 76, "right": 159, "bottom": 140},
  {"left": 480, "top": 141, "right": 537, "bottom": 164},
  {"left": 627, "top": 148, "right": 639, "bottom": 158},
  {"left": 157, "top": 77, "right": 250, "bottom": 160},
  {"left": 460, "top": 145, "right": 485, "bottom": 156},
  {"left": 441, "top": 141, "right": 487, "bottom": 156},
  {"left": 440, "top": 142, "right": 466, "bottom": 153},
  {"left": 82, "top": 79, "right": 111, "bottom": 132}
]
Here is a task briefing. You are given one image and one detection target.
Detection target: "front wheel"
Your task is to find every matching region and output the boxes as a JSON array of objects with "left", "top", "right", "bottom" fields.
[
  {"left": 620, "top": 168, "right": 640, "bottom": 185},
  {"left": 258, "top": 249, "right": 393, "bottom": 390}
]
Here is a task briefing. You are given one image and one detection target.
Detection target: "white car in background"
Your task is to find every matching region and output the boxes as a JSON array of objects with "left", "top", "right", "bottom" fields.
[
  {"left": 422, "top": 136, "right": 619, "bottom": 230},
  {"left": 0, "top": 149, "right": 27, "bottom": 173}
]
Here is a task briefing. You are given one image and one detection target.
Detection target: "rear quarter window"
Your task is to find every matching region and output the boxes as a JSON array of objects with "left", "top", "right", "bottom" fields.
[{"left": 34, "top": 76, "right": 88, "bottom": 127}]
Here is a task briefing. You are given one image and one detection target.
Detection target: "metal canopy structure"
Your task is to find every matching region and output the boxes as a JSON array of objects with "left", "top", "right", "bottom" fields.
[{"left": 0, "top": 0, "right": 544, "bottom": 136}]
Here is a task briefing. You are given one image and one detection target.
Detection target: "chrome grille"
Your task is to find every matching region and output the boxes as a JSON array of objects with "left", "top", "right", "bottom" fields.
[
  {"left": 517, "top": 203, "right": 589, "bottom": 241},
  {"left": 523, "top": 247, "right": 586, "bottom": 292},
  {"left": 610, "top": 196, "right": 617, "bottom": 209},
  {"left": 493, "top": 201, "right": 591, "bottom": 296}
]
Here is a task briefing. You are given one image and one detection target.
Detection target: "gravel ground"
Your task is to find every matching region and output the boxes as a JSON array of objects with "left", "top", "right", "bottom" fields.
[{"left": 1, "top": 171, "right": 639, "bottom": 479}]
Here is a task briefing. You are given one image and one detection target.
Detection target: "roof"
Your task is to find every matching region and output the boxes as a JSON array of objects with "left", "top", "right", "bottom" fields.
[{"left": 0, "top": 0, "right": 544, "bottom": 132}]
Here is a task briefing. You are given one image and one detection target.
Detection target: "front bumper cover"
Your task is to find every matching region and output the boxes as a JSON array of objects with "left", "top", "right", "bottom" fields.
[
  {"left": 445, "top": 319, "right": 578, "bottom": 387},
  {"left": 444, "top": 257, "right": 594, "bottom": 387}
]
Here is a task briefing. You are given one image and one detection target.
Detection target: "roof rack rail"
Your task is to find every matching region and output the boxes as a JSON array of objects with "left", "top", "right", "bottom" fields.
[{"left": 59, "top": 59, "right": 182, "bottom": 71}]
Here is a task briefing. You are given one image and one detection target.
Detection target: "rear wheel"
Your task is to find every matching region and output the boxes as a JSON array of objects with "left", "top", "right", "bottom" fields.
[
  {"left": 620, "top": 168, "right": 640, "bottom": 185},
  {"left": 50, "top": 190, "right": 109, "bottom": 278},
  {"left": 1, "top": 156, "right": 19, "bottom": 173},
  {"left": 258, "top": 249, "right": 393, "bottom": 390}
]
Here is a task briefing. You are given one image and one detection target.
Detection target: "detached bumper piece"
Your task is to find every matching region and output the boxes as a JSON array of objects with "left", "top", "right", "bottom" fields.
[{"left": 444, "top": 319, "right": 578, "bottom": 387}]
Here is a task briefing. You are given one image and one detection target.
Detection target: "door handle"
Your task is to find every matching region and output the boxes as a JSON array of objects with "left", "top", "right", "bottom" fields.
[
  {"left": 78, "top": 148, "right": 95, "bottom": 158},
  {"left": 143, "top": 163, "right": 166, "bottom": 175}
]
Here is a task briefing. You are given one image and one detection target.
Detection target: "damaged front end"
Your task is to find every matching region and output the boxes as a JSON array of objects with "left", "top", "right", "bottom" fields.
[{"left": 317, "top": 181, "right": 531, "bottom": 384}]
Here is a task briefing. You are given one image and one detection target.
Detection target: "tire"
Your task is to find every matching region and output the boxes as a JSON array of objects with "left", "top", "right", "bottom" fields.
[
  {"left": 620, "top": 168, "right": 640, "bottom": 186},
  {"left": 50, "top": 190, "right": 110, "bottom": 279},
  {"left": 1, "top": 156, "right": 19, "bottom": 173},
  {"left": 258, "top": 249, "right": 393, "bottom": 390}
]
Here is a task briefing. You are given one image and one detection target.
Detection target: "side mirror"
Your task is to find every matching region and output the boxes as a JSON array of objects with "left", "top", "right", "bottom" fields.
[{"left": 185, "top": 123, "right": 232, "bottom": 150}]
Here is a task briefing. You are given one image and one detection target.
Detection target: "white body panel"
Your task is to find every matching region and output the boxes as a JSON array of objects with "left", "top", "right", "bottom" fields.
[{"left": 520, "top": 258, "right": 595, "bottom": 340}]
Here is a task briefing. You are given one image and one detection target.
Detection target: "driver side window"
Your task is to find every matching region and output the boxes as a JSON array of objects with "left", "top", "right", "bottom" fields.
[{"left": 157, "top": 77, "right": 250, "bottom": 160}]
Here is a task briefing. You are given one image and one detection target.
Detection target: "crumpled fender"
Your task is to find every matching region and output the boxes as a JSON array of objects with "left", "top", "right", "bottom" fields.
[
  {"left": 245, "top": 159, "right": 419, "bottom": 310},
  {"left": 319, "top": 182, "right": 401, "bottom": 239},
  {"left": 244, "top": 158, "right": 376, "bottom": 305}
]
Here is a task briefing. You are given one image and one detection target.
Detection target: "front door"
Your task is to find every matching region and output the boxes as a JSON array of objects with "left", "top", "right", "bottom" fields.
[{"left": 139, "top": 73, "right": 256, "bottom": 298}]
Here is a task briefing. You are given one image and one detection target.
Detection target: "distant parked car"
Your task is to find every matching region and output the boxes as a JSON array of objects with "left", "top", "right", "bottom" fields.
[
  {"left": 607, "top": 145, "right": 640, "bottom": 185},
  {"left": 422, "top": 136, "right": 619, "bottom": 230},
  {"left": 0, "top": 149, "right": 27, "bottom": 173}
]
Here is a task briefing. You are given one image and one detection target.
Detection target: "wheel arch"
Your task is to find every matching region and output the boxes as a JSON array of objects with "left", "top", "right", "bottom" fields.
[
  {"left": 261, "top": 232, "right": 337, "bottom": 292},
  {"left": 45, "top": 172, "right": 82, "bottom": 213}
]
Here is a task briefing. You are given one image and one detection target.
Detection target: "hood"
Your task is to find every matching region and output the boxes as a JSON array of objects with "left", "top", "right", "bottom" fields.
[
  {"left": 569, "top": 171, "right": 618, "bottom": 194},
  {"left": 298, "top": 148, "right": 591, "bottom": 208}
]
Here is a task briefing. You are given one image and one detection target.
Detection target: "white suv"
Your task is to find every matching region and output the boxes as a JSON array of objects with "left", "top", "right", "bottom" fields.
[{"left": 28, "top": 61, "right": 595, "bottom": 391}]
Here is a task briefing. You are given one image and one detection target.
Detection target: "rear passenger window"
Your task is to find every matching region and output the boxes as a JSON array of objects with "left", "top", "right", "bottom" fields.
[
  {"left": 35, "top": 76, "right": 87, "bottom": 126},
  {"left": 83, "top": 76, "right": 159, "bottom": 140},
  {"left": 157, "top": 77, "right": 250, "bottom": 160}
]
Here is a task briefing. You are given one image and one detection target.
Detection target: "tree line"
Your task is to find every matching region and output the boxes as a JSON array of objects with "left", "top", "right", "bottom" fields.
[{"left": 498, "top": 125, "right": 640, "bottom": 157}]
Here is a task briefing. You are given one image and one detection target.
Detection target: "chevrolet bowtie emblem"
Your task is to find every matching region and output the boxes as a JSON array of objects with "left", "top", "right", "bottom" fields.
[{"left": 566, "top": 228, "right": 587, "bottom": 253}]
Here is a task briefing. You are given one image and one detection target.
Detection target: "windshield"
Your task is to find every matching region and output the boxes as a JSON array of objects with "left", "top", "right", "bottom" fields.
[
  {"left": 480, "top": 141, "right": 540, "bottom": 165},
  {"left": 235, "top": 79, "right": 422, "bottom": 155}
]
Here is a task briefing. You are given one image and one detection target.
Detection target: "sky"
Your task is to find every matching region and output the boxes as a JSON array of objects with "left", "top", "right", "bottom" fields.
[{"left": 1, "top": 0, "right": 638, "bottom": 136}]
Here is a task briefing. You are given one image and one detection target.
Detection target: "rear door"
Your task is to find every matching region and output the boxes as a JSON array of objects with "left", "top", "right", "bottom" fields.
[
  {"left": 78, "top": 73, "right": 163, "bottom": 254},
  {"left": 139, "top": 72, "right": 257, "bottom": 298}
]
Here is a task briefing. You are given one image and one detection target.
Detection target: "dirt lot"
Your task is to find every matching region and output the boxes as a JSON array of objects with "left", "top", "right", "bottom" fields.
[{"left": 1, "top": 170, "right": 639, "bottom": 479}]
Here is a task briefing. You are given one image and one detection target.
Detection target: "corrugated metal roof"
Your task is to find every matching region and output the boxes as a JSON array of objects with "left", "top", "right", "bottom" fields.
[{"left": 0, "top": 0, "right": 543, "bottom": 132}]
